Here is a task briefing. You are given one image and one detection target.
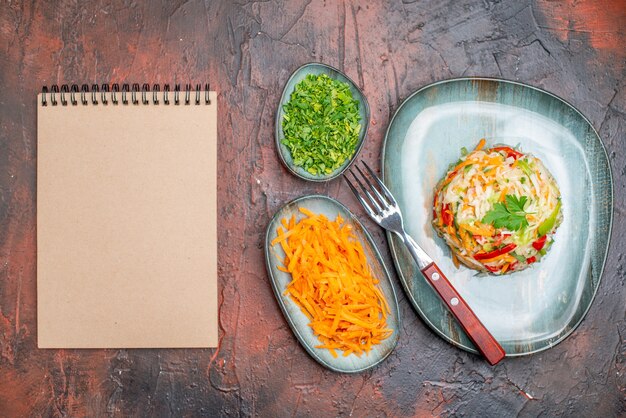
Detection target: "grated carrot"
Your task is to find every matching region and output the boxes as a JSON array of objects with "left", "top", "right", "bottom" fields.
[
  {"left": 484, "top": 155, "right": 505, "bottom": 166},
  {"left": 499, "top": 186, "right": 508, "bottom": 202},
  {"left": 481, "top": 253, "right": 517, "bottom": 264},
  {"left": 458, "top": 228, "right": 475, "bottom": 252},
  {"left": 451, "top": 252, "right": 461, "bottom": 268},
  {"left": 460, "top": 222, "right": 495, "bottom": 237},
  {"left": 271, "top": 208, "right": 392, "bottom": 357}
]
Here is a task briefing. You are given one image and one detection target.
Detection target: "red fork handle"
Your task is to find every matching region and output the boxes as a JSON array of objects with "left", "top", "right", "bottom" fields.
[{"left": 421, "top": 262, "right": 506, "bottom": 365}]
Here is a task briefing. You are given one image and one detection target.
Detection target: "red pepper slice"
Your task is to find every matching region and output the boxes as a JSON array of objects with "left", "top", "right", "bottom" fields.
[
  {"left": 446, "top": 169, "right": 458, "bottom": 181},
  {"left": 441, "top": 203, "right": 453, "bottom": 226},
  {"left": 532, "top": 235, "right": 547, "bottom": 251},
  {"left": 485, "top": 265, "right": 500, "bottom": 273},
  {"left": 474, "top": 243, "right": 517, "bottom": 261},
  {"left": 492, "top": 146, "right": 523, "bottom": 160},
  {"left": 527, "top": 256, "right": 537, "bottom": 264}
]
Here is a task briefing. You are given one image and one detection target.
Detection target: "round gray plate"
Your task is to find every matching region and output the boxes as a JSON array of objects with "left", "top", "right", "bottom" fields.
[
  {"left": 382, "top": 77, "right": 613, "bottom": 356},
  {"left": 264, "top": 195, "right": 400, "bottom": 372}
]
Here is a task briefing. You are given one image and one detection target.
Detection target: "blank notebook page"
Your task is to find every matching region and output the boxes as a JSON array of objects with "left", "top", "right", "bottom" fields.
[{"left": 37, "top": 91, "right": 217, "bottom": 348}]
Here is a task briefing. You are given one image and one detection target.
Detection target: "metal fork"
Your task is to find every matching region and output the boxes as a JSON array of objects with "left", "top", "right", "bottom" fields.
[{"left": 345, "top": 161, "right": 506, "bottom": 366}]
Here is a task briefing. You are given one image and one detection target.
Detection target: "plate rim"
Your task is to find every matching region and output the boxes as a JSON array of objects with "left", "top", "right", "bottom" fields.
[
  {"left": 264, "top": 193, "right": 402, "bottom": 372},
  {"left": 380, "top": 76, "right": 614, "bottom": 357}
]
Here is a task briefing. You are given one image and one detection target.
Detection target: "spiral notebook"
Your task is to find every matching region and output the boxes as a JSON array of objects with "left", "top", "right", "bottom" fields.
[{"left": 37, "top": 83, "right": 218, "bottom": 348}]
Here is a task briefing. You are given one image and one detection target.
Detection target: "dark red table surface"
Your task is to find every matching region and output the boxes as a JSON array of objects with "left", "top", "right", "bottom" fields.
[{"left": 1, "top": 1, "right": 624, "bottom": 416}]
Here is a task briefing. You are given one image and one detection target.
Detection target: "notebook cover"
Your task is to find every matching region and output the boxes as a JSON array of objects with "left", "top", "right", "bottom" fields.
[{"left": 36, "top": 91, "right": 218, "bottom": 348}]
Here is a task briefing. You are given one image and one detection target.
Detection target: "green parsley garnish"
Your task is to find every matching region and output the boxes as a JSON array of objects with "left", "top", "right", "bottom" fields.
[
  {"left": 482, "top": 194, "right": 530, "bottom": 231},
  {"left": 282, "top": 74, "right": 361, "bottom": 175}
]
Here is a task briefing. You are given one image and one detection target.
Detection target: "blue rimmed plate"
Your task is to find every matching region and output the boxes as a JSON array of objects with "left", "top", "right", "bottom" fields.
[
  {"left": 382, "top": 77, "right": 612, "bottom": 356},
  {"left": 264, "top": 194, "right": 400, "bottom": 372}
]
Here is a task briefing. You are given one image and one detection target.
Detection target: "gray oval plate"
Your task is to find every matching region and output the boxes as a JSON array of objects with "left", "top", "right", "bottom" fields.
[
  {"left": 382, "top": 77, "right": 613, "bottom": 356},
  {"left": 264, "top": 194, "right": 400, "bottom": 372},
  {"left": 275, "top": 62, "right": 370, "bottom": 182}
]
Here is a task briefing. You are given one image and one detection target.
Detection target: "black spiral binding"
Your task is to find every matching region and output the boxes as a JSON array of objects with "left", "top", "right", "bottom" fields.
[{"left": 41, "top": 83, "right": 212, "bottom": 106}]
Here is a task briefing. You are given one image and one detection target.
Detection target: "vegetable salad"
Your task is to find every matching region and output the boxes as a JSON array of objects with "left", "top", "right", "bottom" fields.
[{"left": 432, "top": 140, "right": 563, "bottom": 275}]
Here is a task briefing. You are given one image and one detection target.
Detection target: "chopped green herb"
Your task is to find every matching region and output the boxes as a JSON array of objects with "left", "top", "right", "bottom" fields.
[
  {"left": 281, "top": 74, "right": 362, "bottom": 175},
  {"left": 460, "top": 146, "right": 469, "bottom": 156},
  {"left": 482, "top": 194, "right": 530, "bottom": 231}
]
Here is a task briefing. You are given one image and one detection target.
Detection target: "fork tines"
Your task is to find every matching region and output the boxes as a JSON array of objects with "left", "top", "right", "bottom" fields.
[{"left": 344, "top": 161, "right": 397, "bottom": 217}]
